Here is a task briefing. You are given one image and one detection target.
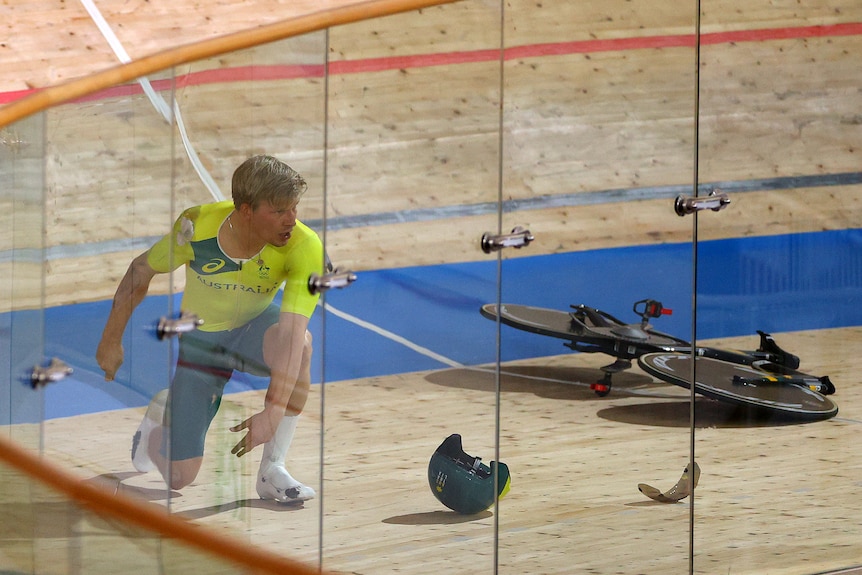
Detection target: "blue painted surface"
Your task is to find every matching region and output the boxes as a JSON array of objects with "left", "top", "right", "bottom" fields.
[{"left": 2, "top": 229, "right": 861, "bottom": 421}]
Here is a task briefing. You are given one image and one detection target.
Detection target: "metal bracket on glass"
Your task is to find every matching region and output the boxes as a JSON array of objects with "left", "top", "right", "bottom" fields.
[
  {"left": 674, "top": 189, "right": 730, "bottom": 217},
  {"left": 481, "top": 226, "right": 535, "bottom": 254},
  {"left": 156, "top": 311, "right": 204, "bottom": 340},
  {"left": 31, "top": 358, "right": 73, "bottom": 388},
  {"left": 0, "top": 128, "right": 30, "bottom": 154},
  {"left": 308, "top": 269, "right": 358, "bottom": 295}
]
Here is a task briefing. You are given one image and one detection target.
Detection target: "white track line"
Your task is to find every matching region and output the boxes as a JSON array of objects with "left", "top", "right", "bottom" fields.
[
  {"left": 78, "top": 4, "right": 676, "bottom": 393},
  {"left": 466, "top": 365, "right": 683, "bottom": 398},
  {"left": 323, "top": 303, "right": 681, "bottom": 398},
  {"left": 323, "top": 303, "right": 463, "bottom": 368},
  {"left": 81, "top": 0, "right": 459, "bottom": 369},
  {"left": 79, "top": 0, "right": 224, "bottom": 201}
]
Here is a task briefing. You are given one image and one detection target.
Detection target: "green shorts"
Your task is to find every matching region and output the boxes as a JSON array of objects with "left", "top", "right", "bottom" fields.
[{"left": 162, "top": 304, "right": 280, "bottom": 461}]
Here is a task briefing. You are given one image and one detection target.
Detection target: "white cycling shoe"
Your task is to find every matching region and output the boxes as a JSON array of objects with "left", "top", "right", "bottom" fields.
[
  {"left": 131, "top": 390, "right": 168, "bottom": 473},
  {"left": 256, "top": 465, "right": 316, "bottom": 503},
  {"left": 131, "top": 425, "right": 156, "bottom": 473}
]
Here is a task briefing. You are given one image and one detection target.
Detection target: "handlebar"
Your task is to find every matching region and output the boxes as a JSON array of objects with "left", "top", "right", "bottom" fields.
[{"left": 633, "top": 299, "right": 672, "bottom": 324}]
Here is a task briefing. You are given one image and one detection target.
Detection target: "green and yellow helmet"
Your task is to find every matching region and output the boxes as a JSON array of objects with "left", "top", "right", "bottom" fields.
[{"left": 428, "top": 434, "right": 511, "bottom": 515}]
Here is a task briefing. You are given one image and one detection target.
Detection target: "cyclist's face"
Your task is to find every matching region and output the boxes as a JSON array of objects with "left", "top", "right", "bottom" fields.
[{"left": 252, "top": 200, "right": 298, "bottom": 247}]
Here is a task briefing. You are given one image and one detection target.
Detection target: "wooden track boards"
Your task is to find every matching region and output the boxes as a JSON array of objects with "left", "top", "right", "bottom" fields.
[
  {"left": 1, "top": 1, "right": 860, "bottom": 306},
  {"left": 2, "top": 1, "right": 862, "bottom": 574},
  {"left": 30, "top": 327, "right": 862, "bottom": 574}
]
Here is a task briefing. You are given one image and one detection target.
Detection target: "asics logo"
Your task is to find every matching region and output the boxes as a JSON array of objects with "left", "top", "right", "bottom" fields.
[{"left": 201, "top": 259, "right": 226, "bottom": 273}]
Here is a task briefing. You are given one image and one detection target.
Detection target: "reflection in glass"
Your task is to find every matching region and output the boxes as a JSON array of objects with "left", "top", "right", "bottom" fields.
[
  {"left": 1, "top": 0, "right": 858, "bottom": 573},
  {"left": 320, "top": 2, "right": 504, "bottom": 573},
  {"left": 694, "top": 2, "right": 862, "bottom": 572},
  {"left": 1, "top": 113, "right": 46, "bottom": 446}
]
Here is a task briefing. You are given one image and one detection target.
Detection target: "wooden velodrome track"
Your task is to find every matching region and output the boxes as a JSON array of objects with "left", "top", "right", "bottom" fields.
[{"left": 2, "top": 1, "right": 862, "bottom": 574}]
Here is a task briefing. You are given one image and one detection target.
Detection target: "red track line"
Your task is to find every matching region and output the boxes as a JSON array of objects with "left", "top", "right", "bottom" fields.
[
  {"left": 0, "top": 88, "right": 39, "bottom": 106},
  {"left": 1, "top": 22, "right": 859, "bottom": 106}
]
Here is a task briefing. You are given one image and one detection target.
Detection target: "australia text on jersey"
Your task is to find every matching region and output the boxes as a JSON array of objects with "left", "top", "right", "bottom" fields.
[{"left": 195, "top": 275, "right": 280, "bottom": 294}]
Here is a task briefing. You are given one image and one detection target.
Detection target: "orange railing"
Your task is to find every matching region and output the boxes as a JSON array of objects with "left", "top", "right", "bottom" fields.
[
  {"left": 0, "top": 432, "right": 332, "bottom": 574},
  {"left": 0, "top": 0, "right": 458, "bottom": 130}
]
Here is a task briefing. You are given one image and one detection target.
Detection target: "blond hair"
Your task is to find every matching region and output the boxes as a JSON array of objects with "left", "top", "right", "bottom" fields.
[{"left": 231, "top": 155, "right": 307, "bottom": 210}]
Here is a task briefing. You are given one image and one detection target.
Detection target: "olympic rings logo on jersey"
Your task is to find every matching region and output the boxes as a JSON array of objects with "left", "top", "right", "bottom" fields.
[{"left": 201, "top": 259, "right": 227, "bottom": 274}]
